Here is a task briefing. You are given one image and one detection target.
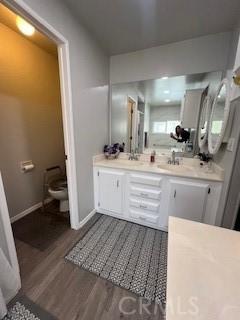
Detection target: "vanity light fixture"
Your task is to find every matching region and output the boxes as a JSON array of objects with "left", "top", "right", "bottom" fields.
[
  {"left": 161, "top": 76, "right": 168, "bottom": 80},
  {"left": 16, "top": 16, "right": 35, "bottom": 36}
]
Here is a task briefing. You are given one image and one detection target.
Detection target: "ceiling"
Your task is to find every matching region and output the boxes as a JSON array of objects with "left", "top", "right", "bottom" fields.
[
  {"left": 137, "top": 71, "right": 222, "bottom": 106},
  {"left": 0, "top": 4, "right": 57, "bottom": 56},
  {"left": 64, "top": 0, "right": 240, "bottom": 55}
]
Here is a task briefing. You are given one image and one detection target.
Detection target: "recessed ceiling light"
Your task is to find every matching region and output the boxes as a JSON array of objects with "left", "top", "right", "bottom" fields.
[
  {"left": 164, "top": 90, "right": 170, "bottom": 94},
  {"left": 16, "top": 16, "right": 35, "bottom": 36},
  {"left": 165, "top": 99, "right": 170, "bottom": 103},
  {"left": 161, "top": 76, "right": 168, "bottom": 80}
]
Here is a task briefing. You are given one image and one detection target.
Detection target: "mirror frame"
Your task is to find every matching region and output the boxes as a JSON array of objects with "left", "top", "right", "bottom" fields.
[
  {"left": 198, "top": 95, "right": 211, "bottom": 149},
  {"left": 208, "top": 78, "right": 230, "bottom": 155}
]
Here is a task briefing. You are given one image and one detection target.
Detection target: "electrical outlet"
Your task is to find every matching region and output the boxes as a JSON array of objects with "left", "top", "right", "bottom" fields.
[{"left": 227, "top": 138, "right": 235, "bottom": 152}]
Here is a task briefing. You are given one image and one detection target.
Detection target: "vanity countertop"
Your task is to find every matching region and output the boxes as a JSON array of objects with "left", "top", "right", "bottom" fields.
[
  {"left": 167, "top": 217, "right": 240, "bottom": 320},
  {"left": 93, "top": 157, "right": 224, "bottom": 182}
]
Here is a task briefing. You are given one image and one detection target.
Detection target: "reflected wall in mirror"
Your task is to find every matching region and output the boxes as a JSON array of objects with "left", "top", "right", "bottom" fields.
[
  {"left": 111, "top": 71, "right": 223, "bottom": 156},
  {"left": 198, "top": 95, "right": 211, "bottom": 148},
  {"left": 208, "top": 78, "right": 230, "bottom": 155}
]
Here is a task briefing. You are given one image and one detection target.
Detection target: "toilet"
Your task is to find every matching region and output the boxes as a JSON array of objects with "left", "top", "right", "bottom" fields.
[{"left": 48, "top": 178, "right": 69, "bottom": 212}]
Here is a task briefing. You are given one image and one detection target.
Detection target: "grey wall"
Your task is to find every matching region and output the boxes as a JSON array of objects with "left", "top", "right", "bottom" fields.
[
  {"left": 110, "top": 32, "right": 232, "bottom": 84},
  {"left": 21, "top": 0, "right": 109, "bottom": 222},
  {"left": 149, "top": 104, "right": 181, "bottom": 148},
  {"left": 214, "top": 98, "right": 240, "bottom": 226},
  {"left": 222, "top": 128, "right": 240, "bottom": 228},
  {"left": 0, "top": 23, "right": 65, "bottom": 218},
  {"left": 212, "top": 31, "right": 240, "bottom": 227}
]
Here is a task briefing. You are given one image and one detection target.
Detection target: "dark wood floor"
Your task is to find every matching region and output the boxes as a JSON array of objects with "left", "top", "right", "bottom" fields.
[
  {"left": 13, "top": 210, "right": 165, "bottom": 320},
  {"left": 12, "top": 201, "right": 70, "bottom": 251}
]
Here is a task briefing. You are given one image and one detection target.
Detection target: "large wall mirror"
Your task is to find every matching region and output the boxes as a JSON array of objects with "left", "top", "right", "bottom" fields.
[{"left": 111, "top": 71, "right": 223, "bottom": 157}]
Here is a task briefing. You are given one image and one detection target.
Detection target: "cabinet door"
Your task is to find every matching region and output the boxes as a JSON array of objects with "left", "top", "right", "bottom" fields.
[
  {"left": 98, "top": 169, "right": 124, "bottom": 214},
  {"left": 168, "top": 180, "right": 209, "bottom": 222}
]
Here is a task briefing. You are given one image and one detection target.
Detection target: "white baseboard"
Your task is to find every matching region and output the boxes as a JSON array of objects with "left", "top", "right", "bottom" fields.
[
  {"left": 75, "top": 209, "right": 97, "bottom": 230},
  {"left": 10, "top": 198, "right": 53, "bottom": 223}
]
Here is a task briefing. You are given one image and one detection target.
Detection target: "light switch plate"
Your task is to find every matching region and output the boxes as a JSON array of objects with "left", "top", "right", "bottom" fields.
[{"left": 227, "top": 138, "right": 235, "bottom": 152}]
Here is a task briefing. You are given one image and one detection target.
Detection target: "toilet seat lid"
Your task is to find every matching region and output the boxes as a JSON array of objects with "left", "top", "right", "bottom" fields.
[{"left": 49, "top": 178, "right": 67, "bottom": 191}]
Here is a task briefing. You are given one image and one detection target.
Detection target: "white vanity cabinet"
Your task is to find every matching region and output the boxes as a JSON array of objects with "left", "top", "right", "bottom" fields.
[
  {"left": 126, "top": 172, "right": 165, "bottom": 228},
  {"left": 95, "top": 168, "right": 125, "bottom": 215},
  {"left": 167, "top": 180, "right": 209, "bottom": 223},
  {"left": 93, "top": 166, "right": 222, "bottom": 231}
]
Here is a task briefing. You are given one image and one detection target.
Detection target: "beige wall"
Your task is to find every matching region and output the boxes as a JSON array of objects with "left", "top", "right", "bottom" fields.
[{"left": 0, "top": 23, "right": 65, "bottom": 218}]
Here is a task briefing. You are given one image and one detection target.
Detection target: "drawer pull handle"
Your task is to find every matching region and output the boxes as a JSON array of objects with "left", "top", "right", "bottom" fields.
[
  {"left": 140, "top": 193, "right": 148, "bottom": 197},
  {"left": 140, "top": 205, "right": 147, "bottom": 209}
]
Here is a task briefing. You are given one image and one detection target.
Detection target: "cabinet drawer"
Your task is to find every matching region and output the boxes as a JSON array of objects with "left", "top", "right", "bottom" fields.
[
  {"left": 130, "top": 186, "right": 161, "bottom": 200},
  {"left": 129, "top": 209, "right": 159, "bottom": 224},
  {"left": 130, "top": 173, "right": 162, "bottom": 187},
  {"left": 130, "top": 198, "right": 160, "bottom": 212}
]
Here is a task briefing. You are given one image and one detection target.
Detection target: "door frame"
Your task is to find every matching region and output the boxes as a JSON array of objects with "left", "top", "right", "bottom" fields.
[
  {"left": 0, "top": 172, "right": 21, "bottom": 296},
  {"left": 127, "top": 95, "right": 137, "bottom": 153},
  {"left": 2, "top": 0, "right": 80, "bottom": 229}
]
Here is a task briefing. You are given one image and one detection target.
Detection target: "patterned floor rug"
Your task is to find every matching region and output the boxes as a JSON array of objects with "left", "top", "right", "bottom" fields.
[
  {"left": 4, "top": 295, "right": 56, "bottom": 320},
  {"left": 66, "top": 214, "right": 168, "bottom": 305}
]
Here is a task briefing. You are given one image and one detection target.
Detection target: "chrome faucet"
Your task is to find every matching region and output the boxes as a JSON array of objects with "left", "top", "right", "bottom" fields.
[
  {"left": 128, "top": 150, "right": 140, "bottom": 161},
  {"left": 167, "top": 151, "right": 180, "bottom": 165}
]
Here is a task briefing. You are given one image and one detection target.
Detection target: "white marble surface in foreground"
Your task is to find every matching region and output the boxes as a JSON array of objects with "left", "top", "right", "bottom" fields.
[
  {"left": 93, "top": 154, "right": 224, "bottom": 182},
  {"left": 167, "top": 217, "right": 240, "bottom": 320}
]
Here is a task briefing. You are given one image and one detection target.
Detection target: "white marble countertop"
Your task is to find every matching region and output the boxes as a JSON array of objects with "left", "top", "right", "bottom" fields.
[
  {"left": 93, "top": 156, "right": 224, "bottom": 182},
  {"left": 167, "top": 217, "right": 240, "bottom": 320}
]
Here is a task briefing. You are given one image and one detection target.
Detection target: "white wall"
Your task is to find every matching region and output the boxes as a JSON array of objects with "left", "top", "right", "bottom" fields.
[
  {"left": 214, "top": 31, "right": 240, "bottom": 227},
  {"left": 20, "top": 0, "right": 109, "bottom": 223},
  {"left": 0, "top": 172, "right": 20, "bottom": 297},
  {"left": 110, "top": 32, "right": 232, "bottom": 84}
]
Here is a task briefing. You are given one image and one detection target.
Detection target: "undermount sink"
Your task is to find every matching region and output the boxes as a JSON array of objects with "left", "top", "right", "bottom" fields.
[{"left": 157, "top": 163, "right": 195, "bottom": 172}]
